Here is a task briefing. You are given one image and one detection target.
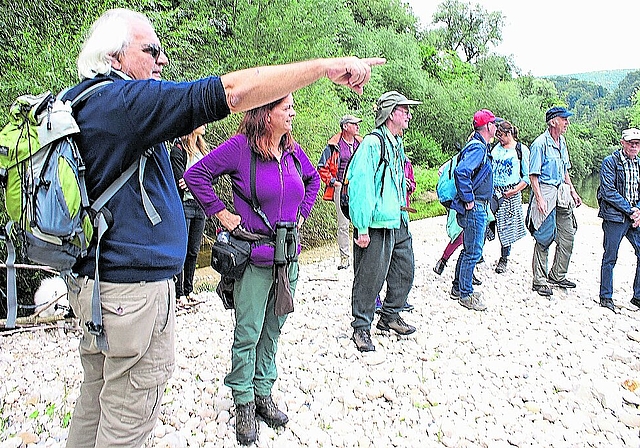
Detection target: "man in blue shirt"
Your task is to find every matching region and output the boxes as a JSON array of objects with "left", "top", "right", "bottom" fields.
[
  {"left": 450, "top": 109, "right": 498, "bottom": 311},
  {"left": 527, "top": 107, "right": 582, "bottom": 297}
]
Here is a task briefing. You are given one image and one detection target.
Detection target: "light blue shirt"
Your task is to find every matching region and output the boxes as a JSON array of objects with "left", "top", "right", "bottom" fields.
[
  {"left": 491, "top": 142, "right": 530, "bottom": 187},
  {"left": 529, "top": 129, "right": 570, "bottom": 186}
]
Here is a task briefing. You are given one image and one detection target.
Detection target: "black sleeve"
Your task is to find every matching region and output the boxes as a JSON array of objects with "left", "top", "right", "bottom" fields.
[{"left": 169, "top": 141, "right": 187, "bottom": 201}]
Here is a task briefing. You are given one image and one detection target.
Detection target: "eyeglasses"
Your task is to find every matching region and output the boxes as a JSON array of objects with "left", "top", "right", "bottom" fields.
[
  {"left": 395, "top": 107, "right": 411, "bottom": 116},
  {"left": 141, "top": 43, "right": 164, "bottom": 63},
  {"left": 626, "top": 141, "right": 640, "bottom": 147}
]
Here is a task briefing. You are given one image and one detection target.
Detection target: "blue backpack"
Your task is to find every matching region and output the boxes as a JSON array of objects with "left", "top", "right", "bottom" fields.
[
  {"left": 436, "top": 138, "right": 488, "bottom": 208},
  {"left": 436, "top": 152, "right": 462, "bottom": 209}
]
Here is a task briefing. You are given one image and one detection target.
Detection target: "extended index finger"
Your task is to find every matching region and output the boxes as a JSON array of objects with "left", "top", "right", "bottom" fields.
[{"left": 362, "top": 57, "right": 386, "bottom": 67}]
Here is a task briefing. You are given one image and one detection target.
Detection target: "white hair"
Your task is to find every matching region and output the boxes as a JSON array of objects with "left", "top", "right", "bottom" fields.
[{"left": 76, "top": 8, "right": 152, "bottom": 80}]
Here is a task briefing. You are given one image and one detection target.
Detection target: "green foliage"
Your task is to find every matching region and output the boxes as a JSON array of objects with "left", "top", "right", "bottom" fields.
[
  {"left": 608, "top": 70, "right": 640, "bottom": 110},
  {"left": 431, "top": 0, "right": 505, "bottom": 63},
  {"left": 0, "top": 0, "right": 637, "bottom": 258},
  {"left": 558, "top": 69, "right": 637, "bottom": 93}
]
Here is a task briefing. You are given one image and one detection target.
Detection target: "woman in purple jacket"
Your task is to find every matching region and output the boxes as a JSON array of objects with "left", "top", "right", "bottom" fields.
[{"left": 184, "top": 94, "right": 320, "bottom": 446}]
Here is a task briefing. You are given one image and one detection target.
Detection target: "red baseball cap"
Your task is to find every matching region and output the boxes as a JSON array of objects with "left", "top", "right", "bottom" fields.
[{"left": 473, "top": 109, "right": 499, "bottom": 128}]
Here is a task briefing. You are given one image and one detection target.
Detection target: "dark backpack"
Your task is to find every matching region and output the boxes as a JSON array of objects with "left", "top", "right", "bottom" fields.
[{"left": 339, "top": 130, "right": 386, "bottom": 221}]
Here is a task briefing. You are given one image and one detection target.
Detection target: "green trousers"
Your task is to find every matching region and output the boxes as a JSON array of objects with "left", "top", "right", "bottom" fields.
[
  {"left": 532, "top": 205, "right": 577, "bottom": 286},
  {"left": 225, "top": 263, "right": 298, "bottom": 404}
]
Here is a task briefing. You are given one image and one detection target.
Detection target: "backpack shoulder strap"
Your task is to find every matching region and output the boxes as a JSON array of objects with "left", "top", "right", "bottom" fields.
[
  {"left": 369, "top": 130, "right": 388, "bottom": 196},
  {"left": 516, "top": 142, "right": 524, "bottom": 179}
]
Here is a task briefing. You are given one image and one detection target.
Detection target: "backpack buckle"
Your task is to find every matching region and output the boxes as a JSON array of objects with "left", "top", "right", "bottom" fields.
[{"left": 85, "top": 320, "right": 104, "bottom": 336}]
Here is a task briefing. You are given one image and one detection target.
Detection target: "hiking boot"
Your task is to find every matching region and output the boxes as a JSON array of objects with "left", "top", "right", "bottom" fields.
[
  {"left": 631, "top": 297, "right": 640, "bottom": 308},
  {"left": 532, "top": 284, "right": 553, "bottom": 297},
  {"left": 599, "top": 298, "right": 615, "bottom": 312},
  {"left": 352, "top": 328, "right": 375, "bottom": 352},
  {"left": 548, "top": 277, "right": 576, "bottom": 288},
  {"left": 459, "top": 292, "right": 487, "bottom": 311},
  {"left": 450, "top": 287, "right": 461, "bottom": 300},
  {"left": 472, "top": 274, "right": 482, "bottom": 285},
  {"left": 338, "top": 255, "right": 350, "bottom": 270},
  {"left": 495, "top": 257, "right": 508, "bottom": 274},
  {"left": 255, "top": 394, "right": 288, "bottom": 428},
  {"left": 235, "top": 401, "right": 257, "bottom": 446},
  {"left": 433, "top": 258, "right": 447, "bottom": 275},
  {"left": 376, "top": 315, "right": 416, "bottom": 335},
  {"left": 402, "top": 302, "right": 414, "bottom": 312}
]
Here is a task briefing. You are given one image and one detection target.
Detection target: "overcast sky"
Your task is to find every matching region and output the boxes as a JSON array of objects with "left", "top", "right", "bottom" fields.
[{"left": 405, "top": 0, "right": 640, "bottom": 77}]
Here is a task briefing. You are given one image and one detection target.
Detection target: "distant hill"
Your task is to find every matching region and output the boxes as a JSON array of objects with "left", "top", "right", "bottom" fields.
[{"left": 544, "top": 69, "right": 639, "bottom": 92}]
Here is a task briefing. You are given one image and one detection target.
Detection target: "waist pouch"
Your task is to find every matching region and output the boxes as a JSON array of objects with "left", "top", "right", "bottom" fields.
[{"left": 210, "top": 235, "right": 252, "bottom": 280}]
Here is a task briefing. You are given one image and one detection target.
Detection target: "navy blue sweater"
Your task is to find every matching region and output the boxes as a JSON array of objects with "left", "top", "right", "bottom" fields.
[{"left": 67, "top": 73, "right": 230, "bottom": 282}]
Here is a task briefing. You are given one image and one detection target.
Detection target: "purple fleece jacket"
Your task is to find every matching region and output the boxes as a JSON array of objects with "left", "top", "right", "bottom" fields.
[{"left": 184, "top": 134, "right": 320, "bottom": 266}]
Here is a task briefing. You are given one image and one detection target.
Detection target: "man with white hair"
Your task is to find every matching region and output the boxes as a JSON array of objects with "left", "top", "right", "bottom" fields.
[
  {"left": 63, "top": 8, "right": 383, "bottom": 447},
  {"left": 527, "top": 106, "right": 582, "bottom": 298},
  {"left": 597, "top": 128, "right": 640, "bottom": 312}
]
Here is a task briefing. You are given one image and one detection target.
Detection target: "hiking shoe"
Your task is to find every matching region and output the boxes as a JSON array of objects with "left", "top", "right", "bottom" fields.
[
  {"left": 450, "top": 287, "right": 461, "bottom": 300},
  {"left": 548, "top": 277, "right": 576, "bottom": 288},
  {"left": 433, "top": 258, "right": 447, "bottom": 275},
  {"left": 532, "top": 284, "right": 553, "bottom": 296},
  {"left": 599, "top": 298, "right": 615, "bottom": 313},
  {"left": 631, "top": 298, "right": 640, "bottom": 308},
  {"left": 338, "top": 255, "right": 350, "bottom": 270},
  {"left": 352, "top": 328, "right": 375, "bottom": 352},
  {"left": 472, "top": 274, "right": 482, "bottom": 285},
  {"left": 235, "top": 401, "right": 257, "bottom": 446},
  {"left": 495, "top": 257, "right": 508, "bottom": 274},
  {"left": 255, "top": 394, "right": 288, "bottom": 428},
  {"left": 376, "top": 315, "right": 416, "bottom": 335},
  {"left": 459, "top": 292, "right": 487, "bottom": 311},
  {"left": 402, "top": 302, "right": 414, "bottom": 312}
]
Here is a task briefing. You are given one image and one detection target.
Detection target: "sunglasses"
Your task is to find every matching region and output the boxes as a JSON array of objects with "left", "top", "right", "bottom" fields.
[{"left": 141, "top": 43, "right": 164, "bottom": 63}]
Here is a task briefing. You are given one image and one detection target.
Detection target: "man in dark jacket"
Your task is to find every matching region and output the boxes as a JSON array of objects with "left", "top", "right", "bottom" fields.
[
  {"left": 597, "top": 128, "right": 640, "bottom": 312},
  {"left": 64, "top": 8, "right": 383, "bottom": 448},
  {"left": 450, "top": 109, "right": 498, "bottom": 311}
]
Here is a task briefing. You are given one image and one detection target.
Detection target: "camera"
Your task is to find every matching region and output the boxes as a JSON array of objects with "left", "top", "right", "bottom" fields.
[{"left": 274, "top": 221, "right": 298, "bottom": 265}]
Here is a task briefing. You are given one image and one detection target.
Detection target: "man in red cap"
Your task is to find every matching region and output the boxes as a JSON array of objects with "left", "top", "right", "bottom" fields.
[{"left": 449, "top": 109, "right": 499, "bottom": 311}]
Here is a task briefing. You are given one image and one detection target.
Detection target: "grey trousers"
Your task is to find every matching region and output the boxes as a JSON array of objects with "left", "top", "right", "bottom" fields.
[
  {"left": 351, "top": 222, "right": 414, "bottom": 330},
  {"left": 533, "top": 206, "right": 577, "bottom": 286},
  {"left": 333, "top": 187, "right": 351, "bottom": 258}
]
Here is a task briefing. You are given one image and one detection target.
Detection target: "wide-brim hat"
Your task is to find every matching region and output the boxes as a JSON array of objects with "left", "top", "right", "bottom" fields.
[{"left": 375, "top": 91, "right": 421, "bottom": 128}]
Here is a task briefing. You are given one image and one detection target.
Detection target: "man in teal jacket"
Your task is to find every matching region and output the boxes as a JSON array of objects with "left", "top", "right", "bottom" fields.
[{"left": 347, "top": 91, "right": 420, "bottom": 352}]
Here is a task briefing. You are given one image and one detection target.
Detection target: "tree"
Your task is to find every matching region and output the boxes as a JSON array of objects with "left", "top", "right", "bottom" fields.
[{"left": 431, "top": 0, "right": 504, "bottom": 63}]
